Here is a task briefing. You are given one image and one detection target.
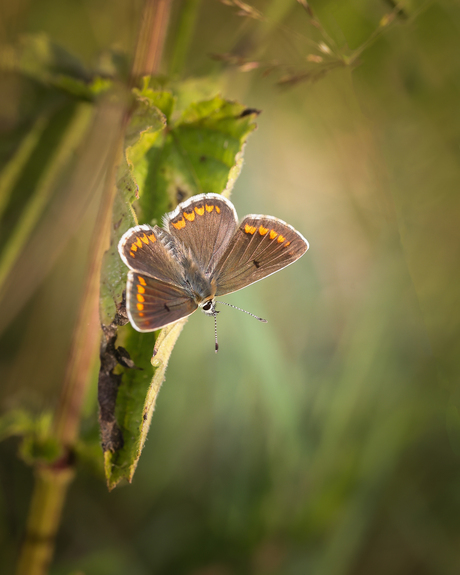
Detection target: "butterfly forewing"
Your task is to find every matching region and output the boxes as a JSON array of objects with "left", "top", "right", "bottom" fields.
[
  {"left": 163, "top": 194, "right": 238, "bottom": 275},
  {"left": 214, "top": 215, "right": 309, "bottom": 296},
  {"left": 119, "top": 224, "right": 185, "bottom": 285},
  {"left": 126, "top": 271, "right": 197, "bottom": 332}
]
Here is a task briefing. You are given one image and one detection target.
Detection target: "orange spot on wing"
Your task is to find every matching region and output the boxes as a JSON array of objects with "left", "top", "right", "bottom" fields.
[
  {"left": 135, "top": 238, "right": 143, "bottom": 248},
  {"left": 138, "top": 312, "right": 145, "bottom": 317},
  {"left": 184, "top": 210, "right": 195, "bottom": 222},
  {"left": 138, "top": 276, "right": 147, "bottom": 286},
  {"left": 130, "top": 251, "right": 135, "bottom": 257},
  {"left": 259, "top": 226, "right": 269, "bottom": 236},
  {"left": 269, "top": 230, "right": 278, "bottom": 240},
  {"left": 172, "top": 218, "right": 186, "bottom": 230},
  {"left": 216, "top": 206, "right": 221, "bottom": 214},
  {"left": 284, "top": 241, "right": 291, "bottom": 247},
  {"left": 131, "top": 243, "right": 138, "bottom": 252},
  {"left": 137, "top": 303, "right": 144, "bottom": 311},
  {"left": 137, "top": 294, "right": 145, "bottom": 303},
  {"left": 141, "top": 233, "right": 149, "bottom": 244},
  {"left": 137, "top": 285, "right": 145, "bottom": 294},
  {"left": 205, "top": 204, "right": 214, "bottom": 212},
  {"left": 245, "top": 224, "right": 257, "bottom": 235},
  {"left": 148, "top": 234, "right": 156, "bottom": 243},
  {"left": 277, "top": 235, "right": 285, "bottom": 243},
  {"left": 195, "top": 206, "right": 205, "bottom": 216}
]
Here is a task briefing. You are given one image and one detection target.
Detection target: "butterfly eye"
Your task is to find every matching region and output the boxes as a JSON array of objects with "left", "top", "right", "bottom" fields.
[{"left": 202, "top": 301, "right": 213, "bottom": 311}]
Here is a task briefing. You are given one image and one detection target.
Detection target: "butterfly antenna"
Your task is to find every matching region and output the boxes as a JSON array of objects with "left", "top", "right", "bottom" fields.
[
  {"left": 214, "top": 312, "right": 219, "bottom": 353},
  {"left": 215, "top": 300, "right": 268, "bottom": 323}
]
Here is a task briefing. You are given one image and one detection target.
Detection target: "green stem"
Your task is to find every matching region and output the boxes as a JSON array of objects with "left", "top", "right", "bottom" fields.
[
  {"left": 169, "top": 0, "right": 201, "bottom": 77},
  {"left": 15, "top": 467, "right": 74, "bottom": 575}
]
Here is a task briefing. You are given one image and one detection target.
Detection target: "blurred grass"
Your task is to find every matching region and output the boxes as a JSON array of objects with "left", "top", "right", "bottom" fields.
[{"left": 1, "top": 0, "right": 460, "bottom": 574}]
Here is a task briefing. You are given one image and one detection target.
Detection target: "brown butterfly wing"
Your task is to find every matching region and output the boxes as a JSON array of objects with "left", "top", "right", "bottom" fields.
[
  {"left": 118, "top": 224, "right": 185, "bottom": 285},
  {"left": 163, "top": 193, "right": 238, "bottom": 276},
  {"left": 126, "top": 271, "right": 197, "bottom": 332},
  {"left": 214, "top": 215, "right": 309, "bottom": 296},
  {"left": 119, "top": 224, "right": 198, "bottom": 331}
]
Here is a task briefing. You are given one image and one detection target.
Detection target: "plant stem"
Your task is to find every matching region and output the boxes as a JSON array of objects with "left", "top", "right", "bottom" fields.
[
  {"left": 15, "top": 467, "right": 74, "bottom": 575},
  {"left": 15, "top": 0, "right": 175, "bottom": 572},
  {"left": 132, "top": 0, "right": 173, "bottom": 78},
  {"left": 169, "top": 0, "right": 201, "bottom": 77}
]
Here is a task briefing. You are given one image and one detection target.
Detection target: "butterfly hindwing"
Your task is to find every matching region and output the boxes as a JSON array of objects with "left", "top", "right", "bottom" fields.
[
  {"left": 163, "top": 193, "right": 238, "bottom": 276},
  {"left": 214, "top": 215, "right": 309, "bottom": 296},
  {"left": 126, "top": 271, "right": 197, "bottom": 332}
]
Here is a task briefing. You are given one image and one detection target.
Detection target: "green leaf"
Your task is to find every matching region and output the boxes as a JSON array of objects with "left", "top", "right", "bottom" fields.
[
  {"left": 0, "top": 409, "right": 41, "bottom": 441},
  {"left": 2, "top": 33, "right": 114, "bottom": 100},
  {"left": 98, "top": 161, "right": 138, "bottom": 327},
  {"left": 0, "top": 409, "right": 62, "bottom": 465},
  {"left": 50, "top": 74, "right": 114, "bottom": 101},
  {"left": 20, "top": 434, "right": 62, "bottom": 466},
  {"left": 104, "top": 320, "right": 187, "bottom": 490},
  {"left": 99, "top": 88, "right": 258, "bottom": 489},
  {"left": 124, "top": 96, "right": 167, "bottom": 149},
  {"left": 17, "top": 33, "right": 90, "bottom": 84},
  {"left": 133, "top": 77, "right": 176, "bottom": 123},
  {"left": 135, "top": 95, "right": 259, "bottom": 224}
]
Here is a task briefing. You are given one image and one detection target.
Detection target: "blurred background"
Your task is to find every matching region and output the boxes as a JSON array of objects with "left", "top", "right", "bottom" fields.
[{"left": 1, "top": 0, "right": 460, "bottom": 573}]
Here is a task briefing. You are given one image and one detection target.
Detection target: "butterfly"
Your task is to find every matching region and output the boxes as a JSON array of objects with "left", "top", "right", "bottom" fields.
[{"left": 118, "top": 193, "right": 309, "bottom": 345}]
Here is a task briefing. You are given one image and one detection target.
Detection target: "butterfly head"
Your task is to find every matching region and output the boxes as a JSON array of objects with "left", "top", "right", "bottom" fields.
[{"left": 200, "top": 298, "right": 218, "bottom": 318}]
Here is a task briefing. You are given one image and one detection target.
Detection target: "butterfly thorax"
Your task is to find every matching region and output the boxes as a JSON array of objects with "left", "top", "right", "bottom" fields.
[{"left": 180, "top": 251, "right": 216, "bottom": 306}]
